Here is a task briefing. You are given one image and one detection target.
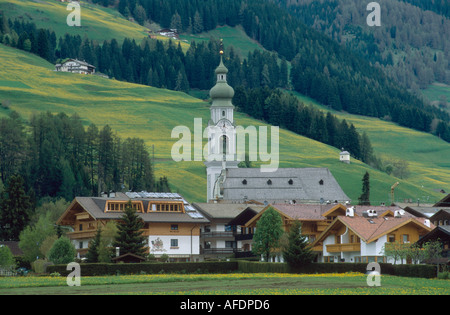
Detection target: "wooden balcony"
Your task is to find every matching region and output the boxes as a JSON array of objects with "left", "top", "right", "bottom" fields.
[
  {"left": 316, "top": 221, "right": 332, "bottom": 232},
  {"left": 67, "top": 229, "right": 97, "bottom": 240},
  {"left": 326, "top": 243, "right": 361, "bottom": 253}
]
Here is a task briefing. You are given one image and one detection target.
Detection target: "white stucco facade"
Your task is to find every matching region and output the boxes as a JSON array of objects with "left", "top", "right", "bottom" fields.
[{"left": 148, "top": 235, "right": 200, "bottom": 257}]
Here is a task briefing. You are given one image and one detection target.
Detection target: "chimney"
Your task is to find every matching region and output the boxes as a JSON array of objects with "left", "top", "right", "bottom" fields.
[{"left": 346, "top": 207, "right": 355, "bottom": 217}]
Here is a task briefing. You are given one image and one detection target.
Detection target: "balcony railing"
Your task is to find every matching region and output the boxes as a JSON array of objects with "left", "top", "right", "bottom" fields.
[
  {"left": 326, "top": 243, "right": 361, "bottom": 253},
  {"left": 201, "top": 248, "right": 235, "bottom": 254},
  {"left": 201, "top": 231, "right": 234, "bottom": 239}
]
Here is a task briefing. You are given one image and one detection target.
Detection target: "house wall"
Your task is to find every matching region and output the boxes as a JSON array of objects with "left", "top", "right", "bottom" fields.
[{"left": 149, "top": 235, "right": 200, "bottom": 256}]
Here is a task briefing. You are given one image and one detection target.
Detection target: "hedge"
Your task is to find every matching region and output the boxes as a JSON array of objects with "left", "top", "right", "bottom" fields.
[
  {"left": 47, "top": 261, "right": 238, "bottom": 276},
  {"left": 237, "top": 261, "right": 437, "bottom": 278},
  {"left": 46, "top": 260, "right": 438, "bottom": 278}
]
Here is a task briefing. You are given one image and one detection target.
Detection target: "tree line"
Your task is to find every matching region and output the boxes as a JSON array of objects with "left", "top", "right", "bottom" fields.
[
  {"left": 0, "top": 111, "right": 170, "bottom": 241},
  {"left": 85, "top": 0, "right": 450, "bottom": 141},
  {"left": 233, "top": 87, "right": 376, "bottom": 165},
  {"left": 279, "top": 0, "right": 450, "bottom": 91},
  {"left": 2, "top": 6, "right": 450, "bottom": 143}
]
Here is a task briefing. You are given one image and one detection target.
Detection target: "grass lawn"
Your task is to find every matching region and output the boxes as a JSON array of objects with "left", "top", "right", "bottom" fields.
[{"left": 0, "top": 273, "right": 448, "bottom": 295}]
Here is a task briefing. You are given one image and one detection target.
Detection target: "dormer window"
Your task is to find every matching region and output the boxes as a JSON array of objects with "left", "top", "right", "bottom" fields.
[
  {"left": 288, "top": 179, "right": 293, "bottom": 185},
  {"left": 267, "top": 179, "right": 272, "bottom": 185},
  {"left": 319, "top": 180, "right": 324, "bottom": 185},
  {"left": 242, "top": 179, "right": 247, "bottom": 185}
]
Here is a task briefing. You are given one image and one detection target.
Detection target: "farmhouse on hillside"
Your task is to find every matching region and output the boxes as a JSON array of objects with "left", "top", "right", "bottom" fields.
[{"left": 55, "top": 59, "right": 95, "bottom": 75}]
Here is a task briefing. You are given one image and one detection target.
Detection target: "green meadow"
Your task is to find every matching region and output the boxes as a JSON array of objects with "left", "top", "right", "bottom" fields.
[
  {"left": 0, "top": 0, "right": 150, "bottom": 42},
  {"left": 180, "top": 25, "right": 264, "bottom": 59},
  {"left": 0, "top": 43, "right": 448, "bottom": 203},
  {"left": 0, "top": 273, "right": 448, "bottom": 295}
]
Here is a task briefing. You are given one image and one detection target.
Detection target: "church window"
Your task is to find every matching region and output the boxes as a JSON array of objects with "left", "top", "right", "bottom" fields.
[
  {"left": 267, "top": 179, "right": 272, "bottom": 185},
  {"left": 288, "top": 179, "right": 293, "bottom": 185},
  {"left": 222, "top": 110, "right": 226, "bottom": 117},
  {"left": 319, "top": 180, "right": 324, "bottom": 185},
  {"left": 242, "top": 179, "right": 247, "bottom": 185}
]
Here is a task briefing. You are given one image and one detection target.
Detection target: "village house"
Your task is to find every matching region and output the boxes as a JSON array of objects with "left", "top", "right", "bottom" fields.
[
  {"left": 193, "top": 203, "right": 265, "bottom": 259},
  {"left": 56, "top": 192, "right": 208, "bottom": 262},
  {"left": 55, "top": 59, "right": 96, "bottom": 75},
  {"left": 228, "top": 203, "right": 434, "bottom": 263},
  {"left": 311, "top": 207, "right": 434, "bottom": 264}
]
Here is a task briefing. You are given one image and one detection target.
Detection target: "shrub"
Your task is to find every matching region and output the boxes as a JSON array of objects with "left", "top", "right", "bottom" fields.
[
  {"left": 0, "top": 245, "right": 16, "bottom": 271},
  {"left": 48, "top": 236, "right": 77, "bottom": 265},
  {"left": 47, "top": 261, "right": 239, "bottom": 276}
]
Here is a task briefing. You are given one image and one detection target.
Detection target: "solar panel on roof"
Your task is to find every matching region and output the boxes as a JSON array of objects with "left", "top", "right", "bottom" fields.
[{"left": 187, "top": 212, "right": 204, "bottom": 219}]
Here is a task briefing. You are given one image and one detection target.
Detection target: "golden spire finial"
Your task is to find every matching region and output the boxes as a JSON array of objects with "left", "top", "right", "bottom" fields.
[{"left": 219, "top": 39, "right": 224, "bottom": 55}]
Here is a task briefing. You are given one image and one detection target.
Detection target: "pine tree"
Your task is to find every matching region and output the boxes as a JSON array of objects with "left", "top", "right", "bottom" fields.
[
  {"left": 85, "top": 227, "right": 101, "bottom": 263},
  {"left": 37, "top": 29, "right": 49, "bottom": 60},
  {"left": 282, "top": 220, "right": 314, "bottom": 269},
  {"left": 113, "top": 201, "right": 146, "bottom": 257},
  {"left": 193, "top": 10, "right": 204, "bottom": 34},
  {"left": 358, "top": 171, "right": 370, "bottom": 206},
  {"left": 0, "top": 175, "right": 32, "bottom": 241}
]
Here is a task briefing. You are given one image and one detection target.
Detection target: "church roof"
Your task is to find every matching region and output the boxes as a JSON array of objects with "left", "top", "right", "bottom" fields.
[{"left": 222, "top": 168, "right": 350, "bottom": 204}]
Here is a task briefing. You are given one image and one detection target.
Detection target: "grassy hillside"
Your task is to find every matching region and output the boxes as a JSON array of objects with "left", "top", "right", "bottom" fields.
[
  {"left": 422, "top": 83, "right": 450, "bottom": 114},
  {"left": 0, "top": 43, "right": 446, "bottom": 204},
  {"left": 293, "top": 92, "right": 450, "bottom": 203},
  {"left": 180, "top": 25, "right": 264, "bottom": 59},
  {"left": 0, "top": 0, "right": 150, "bottom": 42}
]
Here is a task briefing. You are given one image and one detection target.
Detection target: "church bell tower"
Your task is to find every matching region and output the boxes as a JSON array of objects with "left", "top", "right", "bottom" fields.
[{"left": 205, "top": 40, "right": 239, "bottom": 202}]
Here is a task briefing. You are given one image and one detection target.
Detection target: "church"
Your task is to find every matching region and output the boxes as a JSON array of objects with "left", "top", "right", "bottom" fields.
[{"left": 204, "top": 42, "right": 350, "bottom": 205}]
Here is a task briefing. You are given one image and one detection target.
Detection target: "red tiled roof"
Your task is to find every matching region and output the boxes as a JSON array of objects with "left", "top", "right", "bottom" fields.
[
  {"left": 272, "top": 204, "right": 335, "bottom": 221},
  {"left": 337, "top": 215, "right": 434, "bottom": 243}
]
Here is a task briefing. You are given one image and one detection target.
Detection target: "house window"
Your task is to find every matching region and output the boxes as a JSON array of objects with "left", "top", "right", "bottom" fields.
[
  {"left": 225, "top": 241, "right": 235, "bottom": 248},
  {"left": 388, "top": 234, "right": 395, "bottom": 242},
  {"left": 79, "top": 241, "right": 83, "bottom": 249},
  {"left": 79, "top": 224, "right": 83, "bottom": 231},
  {"left": 402, "top": 234, "right": 409, "bottom": 243},
  {"left": 171, "top": 224, "right": 179, "bottom": 231},
  {"left": 170, "top": 239, "right": 179, "bottom": 248}
]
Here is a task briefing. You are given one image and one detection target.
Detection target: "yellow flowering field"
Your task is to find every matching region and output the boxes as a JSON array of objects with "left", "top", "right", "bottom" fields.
[{"left": 0, "top": 273, "right": 448, "bottom": 295}]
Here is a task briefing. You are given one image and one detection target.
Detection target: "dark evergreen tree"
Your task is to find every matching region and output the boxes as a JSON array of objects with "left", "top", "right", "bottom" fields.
[
  {"left": 358, "top": 172, "right": 371, "bottom": 206},
  {"left": 113, "top": 201, "right": 146, "bottom": 257},
  {"left": 0, "top": 175, "right": 32, "bottom": 241},
  {"left": 282, "top": 220, "right": 315, "bottom": 269},
  {"left": 85, "top": 227, "right": 102, "bottom": 263}
]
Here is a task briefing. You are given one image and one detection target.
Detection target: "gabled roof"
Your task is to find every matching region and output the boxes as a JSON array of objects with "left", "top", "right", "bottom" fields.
[
  {"left": 193, "top": 203, "right": 265, "bottom": 220},
  {"left": 402, "top": 205, "right": 443, "bottom": 218},
  {"left": 429, "top": 209, "right": 450, "bottom": 222},
  {"left": 416, "top": 225, "right": 450, "bottom": 246},
  {"left": 222, "top": 168, "right": 350, "bottom": 204},
  {"left": 311, "top": 215, "right": 434, "bottom": 247},
  {"left": 433, "top": 194, "right": 450, "bottom": 207},
  {"left": 57, "top": 196, "right": 209, "bottom": 225},
  {"left": 244, "top": 203, "right": 338, "bottom": 227}
]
